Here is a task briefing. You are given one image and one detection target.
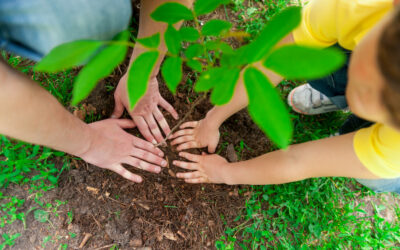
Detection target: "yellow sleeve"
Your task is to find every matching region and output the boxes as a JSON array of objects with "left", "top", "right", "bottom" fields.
[
  {"left": 293, "top": 0, "right": 392, "bottom": 50},
  {"left": 354, "top": 124, "right": 400, "bottom": 178}
]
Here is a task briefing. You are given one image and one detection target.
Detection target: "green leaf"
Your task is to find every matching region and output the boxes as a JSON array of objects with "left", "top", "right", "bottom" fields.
[
  {"left": 195, "top": 67, "right": 240, "bottom": 105},
  {"left": 161, "top": 57, "right": 183, "bottom": 94},
  {"left": 184, "top": 44, "right": 203, "bottom": 58},
  {"left": 264, "top": 45, "right": 346, "bottom": 80},
  {"left": 72, "top": 31, "right": 129, "bottom": 105},
  {"left": 202, "top": 19, "right": 232, "bottom": 36},
  {"left": 165, "top": 25, "right": 181, "bottom": 55},
  {"left": 137, "top": 33, "right": 160, "bottom": 48},
  {"left": 194, "top": 0, "right": 230, "bottom": 16},
  {"left": 239, "top": 6, "right": 302, "bottom": 64},
  {"left": 151, "top": 2, "right": 193, "bottom": 24},
  {"left": 186, "top": 59, "right": 203, "bottom": 72},
  {"left": 179, "top": 27, "right": 200, "bottom": 42},
  {"left": 243, "top": 67, "right": 292, "bottom": 148},
  {"left": 47, "top": 175, "right": 58, "bottom": 185},
  {"left": 35, "top": 40, "right": 103, "bottom": 73},
  {"left": 127, "top": 51, "right": 160, "bottom": 110},
  {"left": 205, "top": 41, "right": 233, "bottom": 53},
  {"left": 34, "top": 209, "right": 49, "bottom": 223},
  {"left": 71, "top": 31, "right": 129, "bottom": 105}
]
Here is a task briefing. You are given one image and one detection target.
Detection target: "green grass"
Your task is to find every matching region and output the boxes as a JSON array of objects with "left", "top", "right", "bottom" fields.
[
  {"left": 215, "top": 1, "right": 400, "bottom": 248},
  {"left": 0, "top": 53, "right": 73, "bottom": 248}
]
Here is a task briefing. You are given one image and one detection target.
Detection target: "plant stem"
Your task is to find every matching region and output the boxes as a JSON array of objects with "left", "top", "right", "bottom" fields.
[{"left": 156, "top": 93, "right": 208, "bottom": 147}]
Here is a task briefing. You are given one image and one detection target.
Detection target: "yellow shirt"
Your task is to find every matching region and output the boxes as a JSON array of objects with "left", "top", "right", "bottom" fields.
[{"left": 293, "top": 0, "right": 400, "bottom": 178}]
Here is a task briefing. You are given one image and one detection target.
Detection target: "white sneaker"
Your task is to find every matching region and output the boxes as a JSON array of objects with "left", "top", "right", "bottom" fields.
[{"left": 287, "top": 84, "right": 341, "bottom": 115}]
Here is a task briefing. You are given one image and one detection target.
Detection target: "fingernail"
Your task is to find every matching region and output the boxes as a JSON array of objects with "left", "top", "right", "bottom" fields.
[
  {"left": 152, "top": 139, "right": 157, "bottom": 144},
  {"left": 179, "top": 152, "right": 183, "bottom": 156},
  {"left": 155, "top": 167, "right": 161, "bottom": 173},
  {"left": 158, "top": 152, "right": 164, "bottom": 157},
  {"left": 111, "top": 115, "right": 117, "bottom": 119},
  {"left": 135, "top": 176, "right": 142, "bottom": 183},
  {"left": 162, "top": 160, "right": 167, "bottom": 167},
  {"left": 173, "top": 161, "right": 177, "bottom": 165}
]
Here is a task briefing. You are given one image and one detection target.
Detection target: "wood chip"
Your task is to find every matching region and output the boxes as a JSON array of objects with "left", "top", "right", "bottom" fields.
[
  {"left": 163, "top": 230, "right": 178, "bottom": 241},
  {"left": 177, "top": 230, "right": 186, "bottom": 240},
  {"left": 79, "top": 233, "right": 92, "bottom": 249},
  {"left": 136, "top": 202, "right": 150, "bottom": 211},
  {"left": 86, "top": 186, "right": 99, "bottom": 195}
]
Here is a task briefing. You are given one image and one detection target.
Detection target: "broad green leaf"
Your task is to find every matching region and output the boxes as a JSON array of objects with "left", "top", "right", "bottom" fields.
[
  {"left": 161, "top": 57, "right": 183, "bottom": 94},
  {"left": 34, "top": 209, "right": 49, "bottom": 223},
  {"left": 201, "top": 19, "right": 232, "bottom": 36},
  {"left": 243, "top": 67, "right": 292, "bottom": 148},
  {"left": 137, "top": 33, "right": 160, "bottom": 48},
  {"left": 127, "top": 51, "right": 160, "bottom": 109},
  {"left": 205, "top": 41, "right": 233, "bottom": 53},
  {"left": 239, "top": 6, "right": 302, "bottom": 64},
  {"left": 72, "top": 31, "right": 129, "bottom": 105},
  {"left": 35, "top": 40, "right": 103, "bottom": 72},
  {"left": 151, "top": 2, "right": 193, "bottom": 24},
  {"left": 195, "top": 66, "right": 240, "bottom": 105},
  {"left": 264, "top": 45, "right": 345, "bottom": 80},
  {"left": 179, "top": 27, "right": 200, "bottom": 41},
  {"left": 194, "top": 0, "right": 230, "bottom": 16},
  {"left": 187, "top": 59, "right": 203, "bottom": 72},
  {"left": 184, "top": 44, "right": 203, "bottom": 58},
  {"left": 165, "top": 25, "right": 181, "bottom": 55}
]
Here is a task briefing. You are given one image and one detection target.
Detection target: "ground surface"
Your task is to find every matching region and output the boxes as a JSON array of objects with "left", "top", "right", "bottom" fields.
[{"left": 1, "top": 0, "right": 400, "bottom": 249}]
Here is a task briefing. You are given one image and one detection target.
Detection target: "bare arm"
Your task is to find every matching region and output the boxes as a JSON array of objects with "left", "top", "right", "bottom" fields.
[
  {"left": 112, "top": 0, "right": 193, "bottom": 143},
  {"left": 174, "top": 132, "right": 379, "bottom": 185}
]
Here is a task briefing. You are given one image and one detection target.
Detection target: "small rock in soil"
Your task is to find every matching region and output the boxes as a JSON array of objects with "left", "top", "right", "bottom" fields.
[{"left": 130, "top": 238, "right": 143, "bottom": 247}]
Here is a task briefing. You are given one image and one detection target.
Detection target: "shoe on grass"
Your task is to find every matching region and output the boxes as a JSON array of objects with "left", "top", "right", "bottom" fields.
[{"left": 287, "top": 84, "right": 341, "bottom": 115}]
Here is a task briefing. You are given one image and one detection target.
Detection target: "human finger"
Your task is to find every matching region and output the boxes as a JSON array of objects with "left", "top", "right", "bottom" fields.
[
  {"left": 115, "top": 119, "right": 136, "bottom": 129},
  {"left": 132, "top": 137, "right": 164, "bottom": 157},
  {"left": 173, "top": 160, "right": 199, "bottom": 170},
  {"left": 109, "top": 164, "right": 142, "bottom": 183},
  {"left": 180, "top": 121, "right": 198, "bottom": 129},
  {"left": 176, "top": 171, "right": 203, "bottom": 179},
  {"left": 176, "top": 141, "right": 199, "bottom": 151},
  {"left": 111, "top": 96, "right": 124, "bottom": 119},
  {"left": 169, "top": 129, "right": 194, "bottom": 139},
  {"left": 131, "top": 147, "right": 167, "bottom": 167},
  {"left": 133, "top": 116, "right": 157, "bottom": 144},
  {"left": 159, "top": 96, "right": 179, "bottom": 120},
  {"left": 185, "top": 177, "right": 207, "bottom": 184},
  {"left": 179, "top": 151, "right": 201, "bottom": 162},
  {"left": 123, "top": 157, "right": 161, "bottom": 174},
  {"left": 153, "top": 107, "right": 171, "bottom": 136},
  {"left": 144, "top": 114, "right": 164, "bottom": 143},
  {"left": 170, "top": 135, "right": 195, "bottom": 146}
]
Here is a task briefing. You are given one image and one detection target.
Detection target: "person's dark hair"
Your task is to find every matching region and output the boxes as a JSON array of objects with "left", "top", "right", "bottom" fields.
[{"left": 377, "top": 5, "right": 400, "bottom": 127}]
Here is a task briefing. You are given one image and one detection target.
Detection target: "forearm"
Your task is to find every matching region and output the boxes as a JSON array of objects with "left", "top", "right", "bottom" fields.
[
  {"left": 0, "top": 62, "right": 92, "bottom": 156},
  {"left": 129, "top": 0, "right": 193, "bottom": 76},
  {"left": 204, "top": 34, "right": 295, "bottom": 128},
  {"left": 223, "top": 133, "right": 378, "bottom": 185}
]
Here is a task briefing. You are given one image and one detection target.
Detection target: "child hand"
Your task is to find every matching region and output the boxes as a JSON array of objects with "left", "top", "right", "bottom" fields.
[
  {"left": 169, "top": 119, "right": 220, "bottom": 153},
  {"left": 173, "top": 152, "right": 229, "bottom": 184}
]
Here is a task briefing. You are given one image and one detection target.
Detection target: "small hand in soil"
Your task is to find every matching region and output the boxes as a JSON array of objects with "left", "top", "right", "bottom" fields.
[
  {"left": 173, "top": 152, "right": 229, "bottom": 184},
  {"left": 169, "top": 119, "right": 220, "bottom": 153}
]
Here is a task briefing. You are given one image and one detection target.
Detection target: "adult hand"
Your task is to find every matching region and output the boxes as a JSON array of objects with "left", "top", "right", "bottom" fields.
[
  {"left": 79, "top": 118, "right": 167, "bottom": 183},
  {"left": 112, "top": 75, "right": 179, "bottom": 144},
  {"left": 173, "top": 152, "right": 229, "bottom": 184},
  {"left": 169, "top": 119, "right": 220, "bottom": 153}
]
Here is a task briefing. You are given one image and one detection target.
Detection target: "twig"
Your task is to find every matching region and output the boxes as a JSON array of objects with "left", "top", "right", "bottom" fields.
[
  {"left": 79, "top": 233, "right": 92, "bottom": 249},
  {"left": 156, "top": 93, "right": 207, "bottom": 147},
  {"left": 93, "top": 244, "right": 116, "bottom": 250}
]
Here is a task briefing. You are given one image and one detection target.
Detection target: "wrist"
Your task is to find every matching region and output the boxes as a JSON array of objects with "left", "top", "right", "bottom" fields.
[
  {"left": 204, "top": 108, "right": 223, "bottom": 130},
  {"left": 73, "top": 123, "right": 97, "bottom": 158},
  {"left": 220, "top": 162, "right": 237, "bottom": 185}
]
